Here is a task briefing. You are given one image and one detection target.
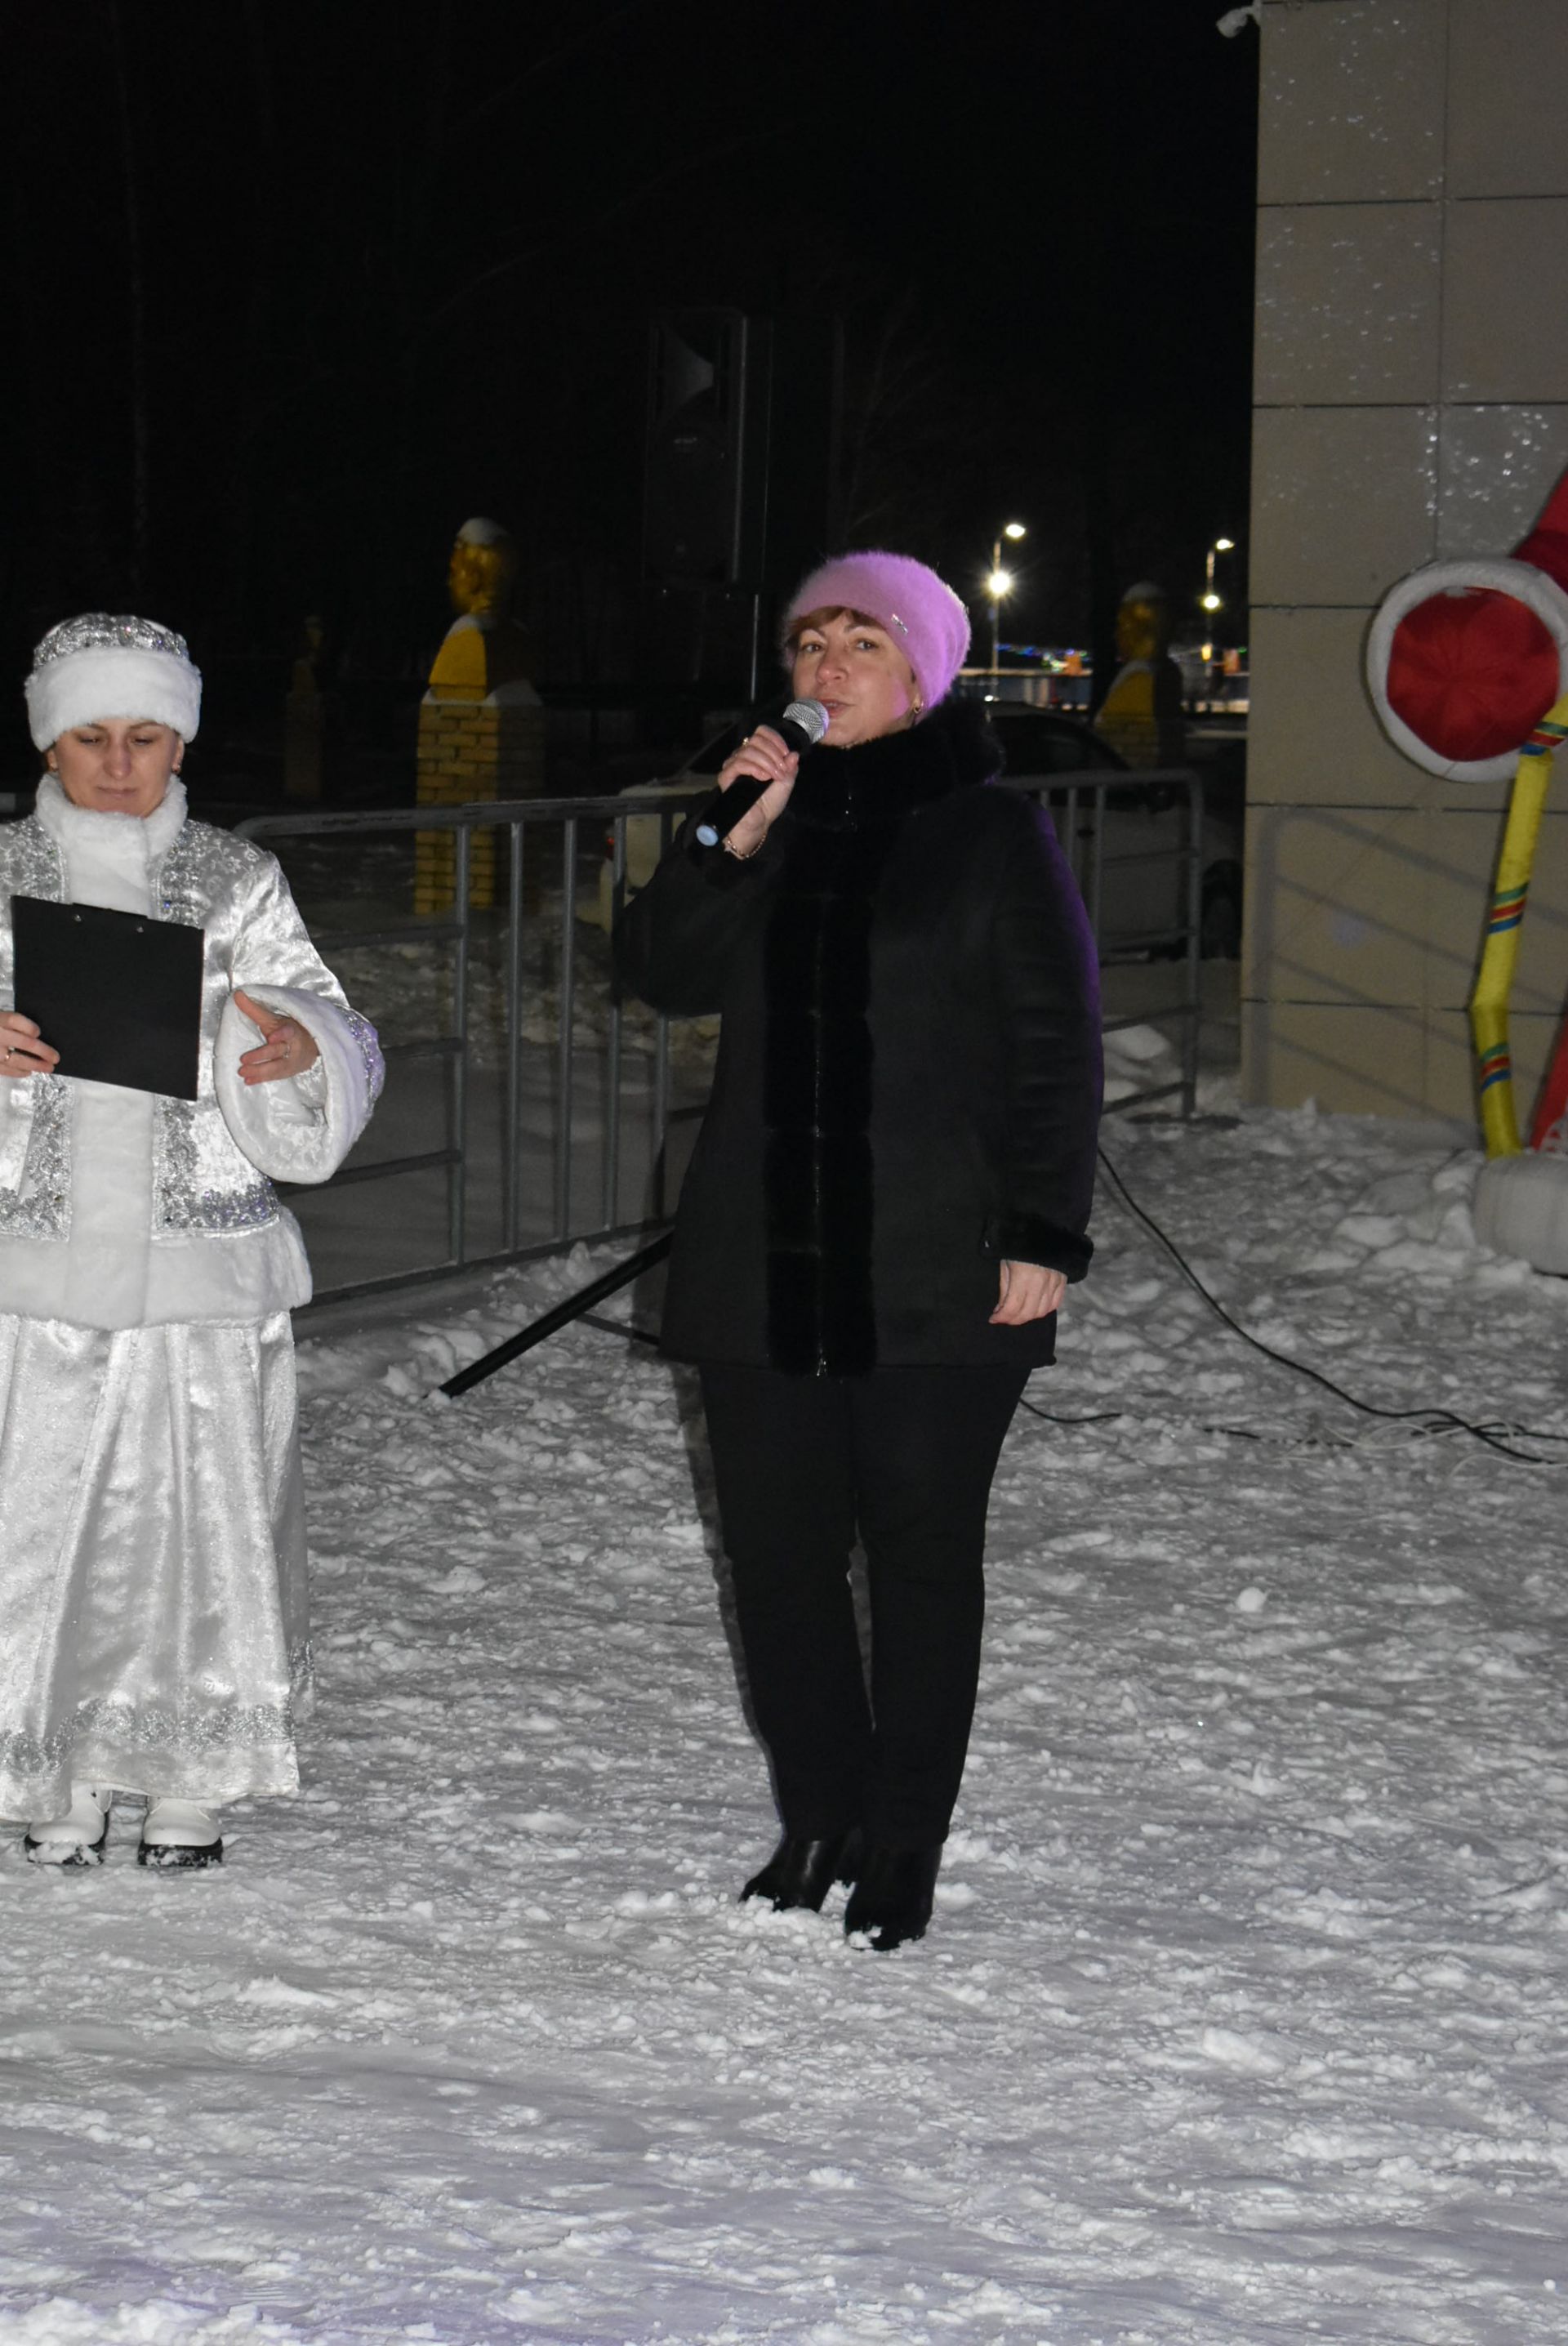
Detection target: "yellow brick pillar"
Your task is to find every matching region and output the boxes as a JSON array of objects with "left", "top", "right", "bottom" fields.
[{"left": 415, "top": 695, "right": 546, "bottom": 912}]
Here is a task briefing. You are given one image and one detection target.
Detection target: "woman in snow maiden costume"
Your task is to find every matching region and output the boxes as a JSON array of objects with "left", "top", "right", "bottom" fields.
[
  {"left": 0, "top": 614, "right": 383, "bottom": 1868},
  {"left": 617, "top": 554, "right": 1101, "bottom": 1949}
]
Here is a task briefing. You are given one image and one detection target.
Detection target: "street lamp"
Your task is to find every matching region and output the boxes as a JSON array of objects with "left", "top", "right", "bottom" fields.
[
  {"left": 989, "top": 520, "right": 1026, "bottom": 677},
  {"left": 1200, "top": 537, "right": 1236, "bottom": 671}
]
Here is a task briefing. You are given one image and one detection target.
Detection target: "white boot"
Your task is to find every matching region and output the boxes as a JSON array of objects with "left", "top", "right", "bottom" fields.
[
  {"left": 138, "top": 1799, "right": 223, "bottom": 1870},
  {"left": 24, "top": 1784, "right": 112, "bottom": 1867}
]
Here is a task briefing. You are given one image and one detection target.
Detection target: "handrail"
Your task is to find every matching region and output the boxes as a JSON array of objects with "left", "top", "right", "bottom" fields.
[{"left": 240, "top": 765, "right": 1207, "bottom": 1310}]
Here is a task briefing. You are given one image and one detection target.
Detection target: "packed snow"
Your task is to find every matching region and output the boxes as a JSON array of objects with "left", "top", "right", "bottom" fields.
[{"left": 4, "top": 1101, "right": 1568, "bottom": 2344}]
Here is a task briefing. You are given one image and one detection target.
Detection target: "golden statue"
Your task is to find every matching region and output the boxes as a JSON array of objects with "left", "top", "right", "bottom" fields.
[
  {"left": 426, "top": 516, "right": 537, "bottom": 704},
  {"left": 416, "top": 517, "right": 545, "bottom": 916},
  {"left": 1094, "top": 580, "right": 1187, "bottom": 769}
]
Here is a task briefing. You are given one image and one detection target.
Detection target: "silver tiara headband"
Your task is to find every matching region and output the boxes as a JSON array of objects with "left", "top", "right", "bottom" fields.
[{"left": 31, "top": 613, "right": 193, "bottom": 669}]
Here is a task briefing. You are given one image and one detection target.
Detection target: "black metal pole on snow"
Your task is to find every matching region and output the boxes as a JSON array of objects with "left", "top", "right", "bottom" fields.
[{"left": 439, "top": 1233, "right": 673, "bottom": 1399}]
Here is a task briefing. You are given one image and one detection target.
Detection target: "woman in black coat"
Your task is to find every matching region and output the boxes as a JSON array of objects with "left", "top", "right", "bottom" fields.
[{"left": 615, "top": 551, "right": 1101, "bottom": 1949}]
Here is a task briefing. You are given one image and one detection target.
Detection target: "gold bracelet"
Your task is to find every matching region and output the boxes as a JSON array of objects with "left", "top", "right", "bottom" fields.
[{"left": 723, "top": 830, "right": 764, "bottom": 860}]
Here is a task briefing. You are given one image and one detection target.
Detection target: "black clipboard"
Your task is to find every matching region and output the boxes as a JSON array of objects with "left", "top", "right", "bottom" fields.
[{"left": 11, "top": 895, "right": 204, "bottom": 1100}]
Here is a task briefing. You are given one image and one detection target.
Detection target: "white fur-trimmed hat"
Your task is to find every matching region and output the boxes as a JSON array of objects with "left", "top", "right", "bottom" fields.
[{"left": 24, "top": 613, "right": 202, "bottom": 752}]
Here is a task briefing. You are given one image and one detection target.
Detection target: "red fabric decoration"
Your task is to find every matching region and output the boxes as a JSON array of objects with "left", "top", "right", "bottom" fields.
[
  {"left": 1527, "top": 1014, "right": 1568, "bottom": 1153},
  {"left": 1386, "top": 588, "right": 1560, "bottom": 765},
  {"left": 1513, "top": 467, "right": 1568, "bottom": 584}
]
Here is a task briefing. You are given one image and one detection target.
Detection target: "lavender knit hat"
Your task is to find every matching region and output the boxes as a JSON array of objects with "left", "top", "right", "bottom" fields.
[{"left": 783, "top": 551, "right": 972, "bottom": 714}]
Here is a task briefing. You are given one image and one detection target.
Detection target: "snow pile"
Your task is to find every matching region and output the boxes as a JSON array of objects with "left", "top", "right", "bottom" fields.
[
  {"left": 5, "top": 1108, "right": 1568, "bottom": 2344},
  {"left": 1101, "top": 1018, "right": 1180, "bottom": 1106},
  {"left": 1328, "top": 1154, "right": 1482, "bottom": 1276}
]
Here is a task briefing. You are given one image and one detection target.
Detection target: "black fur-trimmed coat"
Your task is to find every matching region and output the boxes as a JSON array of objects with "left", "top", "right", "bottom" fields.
[{"left": 613, "top": 698, "right": 1102, "bottom": 1372}]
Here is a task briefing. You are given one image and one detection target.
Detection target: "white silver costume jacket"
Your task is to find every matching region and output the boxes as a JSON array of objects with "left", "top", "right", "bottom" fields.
[
  {"left": 0, "top": 777, "right": 383, "bottom": 1327},
  {"left": 0, "top": 778, "right": 382, "bottom": 1817}
]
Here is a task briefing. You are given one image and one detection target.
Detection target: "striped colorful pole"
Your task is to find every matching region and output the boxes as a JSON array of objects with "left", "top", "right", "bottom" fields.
[{"left": 1469, "top": 694, "right": 1568, "bottom": 1157}]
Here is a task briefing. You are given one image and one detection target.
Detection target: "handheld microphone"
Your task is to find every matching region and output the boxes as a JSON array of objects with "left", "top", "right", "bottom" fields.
[{"left": 693, "top": 698, "right": 831, "bottom": 848}]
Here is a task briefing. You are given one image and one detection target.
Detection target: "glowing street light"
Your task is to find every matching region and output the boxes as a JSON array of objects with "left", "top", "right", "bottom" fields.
[
  {"left": 989, "top": 521, "right": 1027, "bottom": 676},
  {"left": 1203, "top": 537, "right": 1237, "bottom": 699}
]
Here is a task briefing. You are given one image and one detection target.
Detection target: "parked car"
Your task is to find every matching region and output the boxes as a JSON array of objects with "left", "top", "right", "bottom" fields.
[
  {"left": 981, "top": 702, "right": 1243, "bottom": 959},
  {"left": 983, "top": 704, "right": 1129, "bottom": 782},
  {"left": 593, "top": 703, "right": 1243, "bottom": 957}
]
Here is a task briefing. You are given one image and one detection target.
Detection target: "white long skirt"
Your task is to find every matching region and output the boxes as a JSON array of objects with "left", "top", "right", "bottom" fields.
[{"left": 0, "top": 1312, "right": 310, "bottom": 1818}]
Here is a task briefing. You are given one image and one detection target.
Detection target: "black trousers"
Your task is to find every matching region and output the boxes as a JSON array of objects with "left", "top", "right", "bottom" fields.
[{"left": 698, "top": 1362, "right": 1029, "bottom": 1851}]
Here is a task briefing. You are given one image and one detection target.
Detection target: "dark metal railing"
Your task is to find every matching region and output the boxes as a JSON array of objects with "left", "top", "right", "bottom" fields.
[{"left": 238, "top": 765, "right": 1205, "bottom": 1310}]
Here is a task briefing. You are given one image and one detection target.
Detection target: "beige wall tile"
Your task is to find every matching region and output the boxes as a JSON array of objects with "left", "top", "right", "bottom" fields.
[
  {"left": 1248, "top": 607, "right": 1429, "bottom": 808},
  {"left": 1448, "top": 0, "right": 1568, "bottom": 199},
  {"left": 1442, "top": 200, "right": 1568, "bottom": 403},
  {"left": 1425, "top": 803, "right": 1500, "bottom": 1011},
  {"left": 1256, "top": 206, "right": 1442, "bottom": 405},
  {"left": 1241, "top": 998, "right": 1434, "bottom": 1114},
  {"left": 1258, "top": 0, "right": 1446, "bottom": 206},
  {"left": 1427, "top": 806, "right": 1568, "bottom": 1016},
  {"left": 1251, "top": 406, "right": 1438, "bottom": 605},
  {"left": 1243, "top": 800, "right": 1568, "bottom": 1022},
  {"left": 1245, "top": 0, "right": 1568, "bottom": 1126},
  {"left": 1432, "top": 774, "right": 1511, "bottom": 819},
  {"left": 1423, "top": 756, "right": 1566, "bottom": 823},
  {"left": 1243, "top": 997, "right": 1556, "bottom": 1127},
  {"left": 1243, "top": 806, "right": 1430, "bottom": 1006},
  {"left": 1437, "top": 404, "right": 1568, "bottom": 555}
]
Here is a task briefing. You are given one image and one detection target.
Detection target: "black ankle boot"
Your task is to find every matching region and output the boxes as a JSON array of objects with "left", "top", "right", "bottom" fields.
[
  {"left": 742, "top": 1826, "right": 863, "bottom": 1912},
  {"left": 843, "top": 1842, "right": 942, "bottom": 1951}
]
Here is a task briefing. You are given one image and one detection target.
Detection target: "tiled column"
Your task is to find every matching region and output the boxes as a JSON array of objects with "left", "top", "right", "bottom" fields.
[{"left": 1245, "top": 0, "right": 1568, "bottom": 1120}]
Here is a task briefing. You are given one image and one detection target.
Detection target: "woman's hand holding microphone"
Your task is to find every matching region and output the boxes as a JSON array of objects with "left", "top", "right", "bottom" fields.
[{"left": 710, "top": 726, "right": 801, "bottom": 860}]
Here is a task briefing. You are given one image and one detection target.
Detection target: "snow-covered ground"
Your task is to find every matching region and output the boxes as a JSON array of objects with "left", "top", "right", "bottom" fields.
[{"left": 5, "top": 1104, "right": 1568, "bottom": 2344}]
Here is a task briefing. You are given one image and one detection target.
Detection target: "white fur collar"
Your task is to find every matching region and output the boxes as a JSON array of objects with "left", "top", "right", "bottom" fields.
[{"left": 34, "top": 773, "right": 189, "bottom": 863}]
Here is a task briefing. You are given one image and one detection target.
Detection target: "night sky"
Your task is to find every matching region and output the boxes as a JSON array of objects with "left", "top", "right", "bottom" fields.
[{"left": 0, "top": 0, "right": 1258, "bottom": 756}]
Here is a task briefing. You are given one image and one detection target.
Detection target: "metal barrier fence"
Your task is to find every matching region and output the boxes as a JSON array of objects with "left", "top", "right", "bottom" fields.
[{"left": 238, "top": 766, "right": 1205, "bottom": 1311}]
